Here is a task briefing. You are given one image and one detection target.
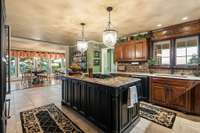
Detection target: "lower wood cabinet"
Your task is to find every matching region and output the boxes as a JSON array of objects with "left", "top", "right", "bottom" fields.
[
  {"left": 150, "top": 77, "right": 195, "bottom": 113},
  {"left": 151, "top": 83, "right": 167, "bottom": 105},
  {"left": 169, "top": 85, "right": 188, "bottom": 111}
]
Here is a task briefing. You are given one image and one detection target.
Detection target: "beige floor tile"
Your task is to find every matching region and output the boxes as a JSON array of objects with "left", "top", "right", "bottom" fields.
[
  {"left": 8, "top": 82, "right": 200, "bottom": 133},
  {"left": 7, "top": 116, "right": 17, "bottom": 133}
]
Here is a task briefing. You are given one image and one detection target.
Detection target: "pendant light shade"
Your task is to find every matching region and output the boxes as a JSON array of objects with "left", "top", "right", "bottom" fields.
[
  {"left": 103, "top": 7, "right": 117, "bottom": 48},
  {"left": 77, "top": 23, "right": 88, "bottom": 53},
  {"left": 77, "top": 40, "right": 88, "bottom": 53}
]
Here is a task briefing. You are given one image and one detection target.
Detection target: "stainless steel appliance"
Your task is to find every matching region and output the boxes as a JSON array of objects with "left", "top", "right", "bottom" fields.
[{"left": 1, "top": 0, "right": 11, "bottom": 132}]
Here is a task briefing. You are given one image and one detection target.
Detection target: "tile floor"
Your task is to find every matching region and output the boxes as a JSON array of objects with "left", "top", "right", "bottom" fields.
[{"left": 7, "top": 83, "right": 200, "bottom": 133}]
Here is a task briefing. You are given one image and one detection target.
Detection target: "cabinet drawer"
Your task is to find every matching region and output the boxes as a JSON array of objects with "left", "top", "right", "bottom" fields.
[{"left": 151, "top": 77, "right": 191, "bottom": 87}]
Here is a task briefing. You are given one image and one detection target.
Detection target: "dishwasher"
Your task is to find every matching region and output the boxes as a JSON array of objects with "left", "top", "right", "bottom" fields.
[{"left": 131, "top": 75, "right": 149, "bottom": 101}]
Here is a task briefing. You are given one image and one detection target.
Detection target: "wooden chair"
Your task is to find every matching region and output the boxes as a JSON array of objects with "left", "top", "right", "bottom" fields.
[{"left": 21, "top": 71, "right": 35, "bottom": 88}]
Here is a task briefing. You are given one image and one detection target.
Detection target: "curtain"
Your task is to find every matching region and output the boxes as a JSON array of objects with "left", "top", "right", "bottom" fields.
[{"left": 10, "top": 50, "right": 65, "bottom": 59}]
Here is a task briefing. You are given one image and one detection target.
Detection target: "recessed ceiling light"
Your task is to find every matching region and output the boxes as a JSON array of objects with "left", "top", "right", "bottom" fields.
[
  {"left": 182, "top": 16, "right": 188, "bottom": 20},
  {"left": 157, "top": 24, "right": 162, "bottom": 27}
]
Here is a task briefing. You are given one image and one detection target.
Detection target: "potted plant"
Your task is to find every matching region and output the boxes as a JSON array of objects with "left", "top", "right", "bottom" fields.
[
  {"left": 189, "top": 54, "right": 200, "bottom": 76},
  {"left": 147, "top": 58, "right": 157, "bottom": 73}
]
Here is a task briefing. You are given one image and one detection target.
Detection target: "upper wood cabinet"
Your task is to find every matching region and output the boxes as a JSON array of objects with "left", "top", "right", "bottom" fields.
[
  {"left": 114, "top": 44, "right": 124, "bottom": 61},
  {"left": 135, "top": 40, "right": 147, "bottom": 60},
  {"left": 114, "top": 39, "right": 148, "bottom": 62}
]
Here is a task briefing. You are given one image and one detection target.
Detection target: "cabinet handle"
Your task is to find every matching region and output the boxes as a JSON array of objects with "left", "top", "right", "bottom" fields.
[{"left": 5, "top": 99, "right": 11, "bottom": 120}]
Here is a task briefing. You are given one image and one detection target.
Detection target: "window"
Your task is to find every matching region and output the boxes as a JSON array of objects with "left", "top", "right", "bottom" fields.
[
  {"left": 51, "top": 59, "right": 63, "bottom": 73},
  {"left": 36, "top": 58, "right": 50, "bottom": 73},
  {"left": 19, "top": 58, "right": 33, "bottom": 73},
  {"left": 153, "top": 40, "right": 171, "bottom": 65},
  {"left": 10, "top": 57, "right": 17, "bottom": 77},
  {"left": 176, "top": 36, "right": 198, "bottom": 65}
]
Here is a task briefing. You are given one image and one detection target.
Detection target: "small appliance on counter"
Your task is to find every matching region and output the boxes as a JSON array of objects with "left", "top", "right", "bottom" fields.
[{"left": 117, "top": 65, "right": 126, "bottom": 72}]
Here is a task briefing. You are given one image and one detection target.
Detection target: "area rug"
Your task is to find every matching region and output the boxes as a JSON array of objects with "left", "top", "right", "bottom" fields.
[
  {"left": 20, "top": 103, "right": 84, "bottom": 133},
  {"left": 140, "top": 102, "right": 176, "bottom": 128}
]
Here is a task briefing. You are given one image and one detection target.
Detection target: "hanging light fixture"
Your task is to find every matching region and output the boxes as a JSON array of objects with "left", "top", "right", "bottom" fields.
[
  {"left": 77, "top": 23, "right": 88, "bottom": 53},
  {"left": 103, "top": 6, "right": 117, "bottom": 48}
]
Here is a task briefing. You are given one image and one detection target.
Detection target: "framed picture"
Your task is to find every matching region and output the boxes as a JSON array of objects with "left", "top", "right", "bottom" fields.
[{"left": 94, "top": 51, "right": 100, "bottom": 58}]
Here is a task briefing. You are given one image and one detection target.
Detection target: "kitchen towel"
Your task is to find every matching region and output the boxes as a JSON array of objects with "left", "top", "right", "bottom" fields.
[{"left": 127, "top": 86, "right": 138, "bottom": 108}]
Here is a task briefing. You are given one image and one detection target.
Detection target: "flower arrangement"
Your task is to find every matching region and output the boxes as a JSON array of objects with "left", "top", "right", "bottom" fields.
[{"left": 69, "top": 63, "right": 81, "bottom": 72}]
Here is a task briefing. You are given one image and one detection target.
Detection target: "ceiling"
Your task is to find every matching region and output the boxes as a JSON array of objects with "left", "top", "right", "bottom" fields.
[{"left": 6, "top": 0, "right": 200, "bottom": 45}]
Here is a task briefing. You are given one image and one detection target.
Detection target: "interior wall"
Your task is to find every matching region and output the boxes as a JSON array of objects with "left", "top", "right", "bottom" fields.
[
  {"left": 69, "top": 41, "right": 105, "bottom": 73},
  {"left": 11, "top": 37, "right": 68, "bottom": 53}
]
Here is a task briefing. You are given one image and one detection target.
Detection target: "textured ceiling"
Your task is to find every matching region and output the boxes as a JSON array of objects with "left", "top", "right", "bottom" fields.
[{"left": 6, "top": 0, "right": 200, "bottom": 45}]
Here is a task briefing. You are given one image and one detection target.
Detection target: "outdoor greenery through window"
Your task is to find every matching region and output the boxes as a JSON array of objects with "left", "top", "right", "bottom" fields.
[
  {"left": 176, "top": 36, "right": 198, "bottom": 65},
  {"left": 51, "top": 59, "right": 62, "bottom": 73},
  {"left": 19, "top": 58, "right": 33, "bottom": 73},
  {"left": 153, "top": 40, "right": 171, "bottom": 65},
  {"left": 10, "top": 57, "right": 16, "bottom": 77},
  {"left": 37, "top": 58, "right": 49, "bottom": 73},
  {"left": 10, "top": 57, "right": 64, "bottom": 78}
]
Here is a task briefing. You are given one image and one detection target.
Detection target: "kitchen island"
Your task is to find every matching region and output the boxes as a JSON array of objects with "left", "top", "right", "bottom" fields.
[{"left": 61, "top": 75, "right": 141, "bottom": 133}]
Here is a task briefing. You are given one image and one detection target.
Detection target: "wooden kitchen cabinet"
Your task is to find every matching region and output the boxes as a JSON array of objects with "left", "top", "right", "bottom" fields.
[
  {"left": 123, "top": 41, "right": 135, "bottom": 61},
  {"left": 114, "top": 39, "right": 148, "bottom": 62},
  {"left": 150, "top": 77, "right": 192, "bottom": 112},
  {"left": 114, "top": 44, "right": 124, "bottom": 61},
  {"left": 192, "top": 84, "right": 200, "bottom": 115},
  {"left": 135, "top": 40, "right": 147, "bottom": 60},
  {"left": 169, "top": 85, "right": 188, "bottom": 111},
  {"left": 151, "top": 83, "right": 167, "bottom": 105}
]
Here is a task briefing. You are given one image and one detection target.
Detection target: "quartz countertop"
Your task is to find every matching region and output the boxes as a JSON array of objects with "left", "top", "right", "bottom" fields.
[
  {"left": 111, "top": 72, "right": 200, "bottom": 81},
  {"left": 63, "top": 75, "right": 141, "bottom": 87}
]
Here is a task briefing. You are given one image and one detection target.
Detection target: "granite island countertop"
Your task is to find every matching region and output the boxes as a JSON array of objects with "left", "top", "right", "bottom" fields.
[{"left": 63, "top": 75, "right": 141, "bottom": 88}]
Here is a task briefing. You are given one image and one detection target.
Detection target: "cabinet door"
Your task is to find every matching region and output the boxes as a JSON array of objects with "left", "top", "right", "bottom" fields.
[
  {"left": 80, "top": 82, "right": 87, "bottom": 115},
  {"left": 123, "top": 42, "right": 135, "bottom": 61},
  {"left": 135, "top": 41, "right": 147, "bottom": 60},
  {"left": 151, "top": 83, "right": 167, "bottom": 105},
  {"left": 114, "top": 44, "right": 123, "bottom": 61},
  {"left": 169, "top": 85, "right": 187, "bottom": 111}
]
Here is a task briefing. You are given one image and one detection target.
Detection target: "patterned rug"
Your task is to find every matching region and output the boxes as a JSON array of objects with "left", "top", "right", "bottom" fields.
[
  {"left": 20, "top": 104, "right": 84, "bottom": 133},
  {"left": 140, "top": 102, "right": 176, "bottom": 128}
]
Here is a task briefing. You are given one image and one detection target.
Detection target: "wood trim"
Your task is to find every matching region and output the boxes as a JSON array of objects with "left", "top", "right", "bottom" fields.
[{"left": 151, "top": 19, "right": 200, "bottom": 41}]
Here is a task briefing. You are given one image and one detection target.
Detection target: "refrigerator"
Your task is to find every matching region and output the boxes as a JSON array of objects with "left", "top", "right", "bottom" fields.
[{"left": 1, "top": 0, "right": 11, "bottom": 132}]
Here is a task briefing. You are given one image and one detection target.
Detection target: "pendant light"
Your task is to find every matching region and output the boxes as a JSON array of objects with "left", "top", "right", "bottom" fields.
[
  {"left": 77, "top": 23, "right": 88, "bottom": 53},
  {"left": 103, "top": 6, "right": 117, "bottom": 48}
]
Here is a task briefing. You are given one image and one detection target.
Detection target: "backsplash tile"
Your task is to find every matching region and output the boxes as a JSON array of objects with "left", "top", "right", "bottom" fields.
[{"left": 118, "top": 62, "right": 194, "bottom": 75}]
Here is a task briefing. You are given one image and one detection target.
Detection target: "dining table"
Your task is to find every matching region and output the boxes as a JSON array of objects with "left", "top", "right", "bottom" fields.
[{"left": 32, "top": 70, "right": 46, "bottom": 84}]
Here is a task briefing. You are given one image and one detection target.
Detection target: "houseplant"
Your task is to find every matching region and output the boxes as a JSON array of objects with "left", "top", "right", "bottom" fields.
[
  {"left": 189, "top": 54, "right": 200, "bottom": 76},
  {"left": 147, "top": 58, "right": 157, "bottom": 73}
]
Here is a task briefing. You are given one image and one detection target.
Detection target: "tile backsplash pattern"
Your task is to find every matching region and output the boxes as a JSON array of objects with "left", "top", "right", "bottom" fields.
[{"left": 118, "top": 62, "right": 194, "bottom": 75}]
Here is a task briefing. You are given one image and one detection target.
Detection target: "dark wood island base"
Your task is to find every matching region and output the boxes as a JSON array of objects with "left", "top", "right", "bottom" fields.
[{"left": 61, "top": 76, "right": 141, "bottom": 133}]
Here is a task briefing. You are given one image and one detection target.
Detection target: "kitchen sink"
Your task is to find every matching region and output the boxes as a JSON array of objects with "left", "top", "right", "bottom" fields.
[{"left": 157, "top": 74, "right": 188, "bottom": 78}]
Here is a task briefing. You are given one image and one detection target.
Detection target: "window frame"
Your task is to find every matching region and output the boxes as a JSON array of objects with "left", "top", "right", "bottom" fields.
[
  {"left": 153, "top": 40, "right": 171, "bottom": 67},
  {"left": 175, "top": 36, "right": 199, "bottom": 67},
  {"left": 151, "top": 35, "right": 200, "bottom": 69}
]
